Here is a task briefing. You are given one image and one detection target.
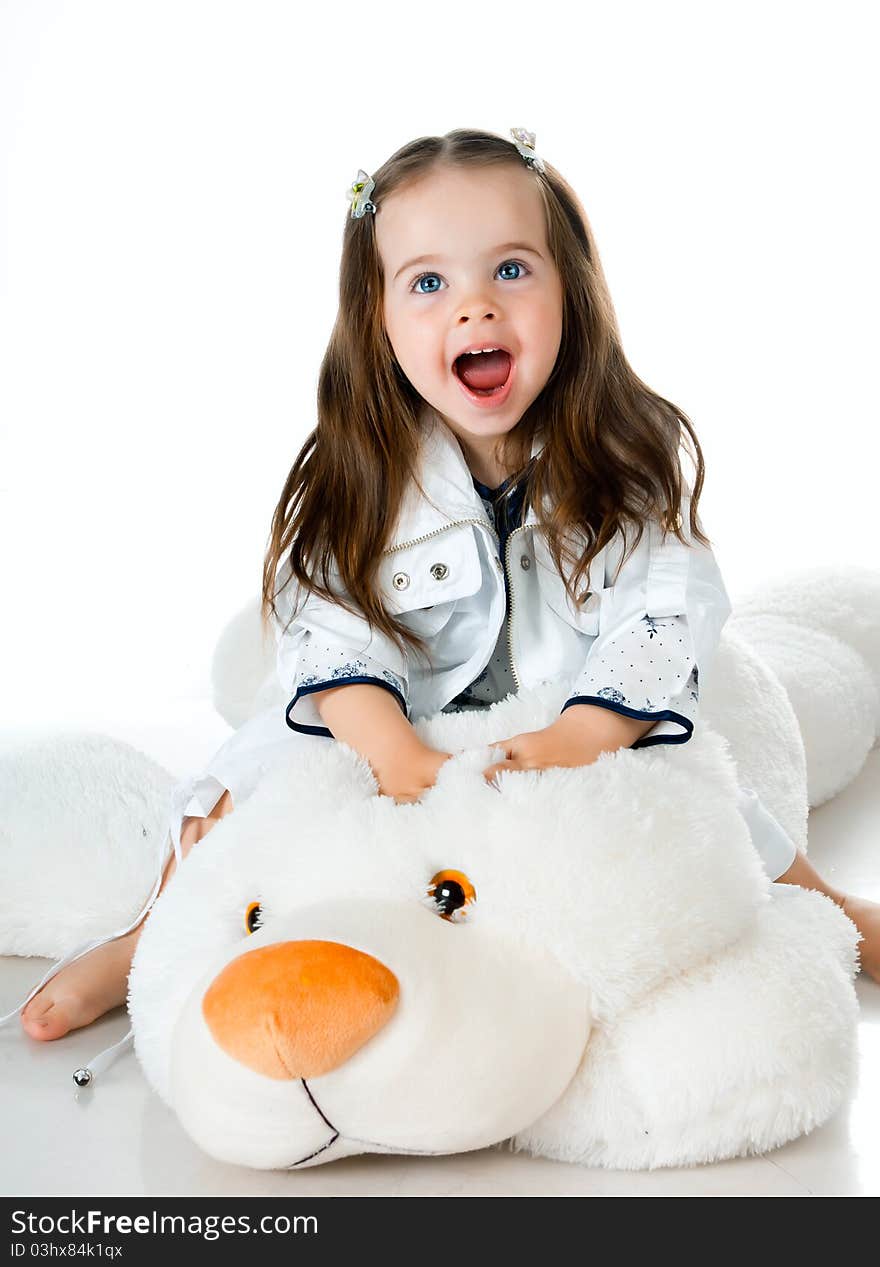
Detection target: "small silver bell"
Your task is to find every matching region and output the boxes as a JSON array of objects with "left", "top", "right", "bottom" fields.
[{"left": 73, "top": 1067, "right": 92, "bottom": 1087}]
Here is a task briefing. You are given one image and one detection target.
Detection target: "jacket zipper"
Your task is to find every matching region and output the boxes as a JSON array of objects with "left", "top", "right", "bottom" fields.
[
  {"left": 381, "top": 516, "right": 499, "bottom": 555},
  {"left": 381, "top": 460, "right": 534, "bottom": 554},
  {"left": 503, "top": 524, "right": 529, "bottom": 691}
]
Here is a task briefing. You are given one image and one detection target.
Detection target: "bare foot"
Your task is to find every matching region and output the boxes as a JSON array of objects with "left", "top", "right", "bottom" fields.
[
  {"left": 19, "top": 929, "right": 139, "bottom": 1041},
  {"left": 841, "top": 894, "right": 880, "bottom": 984},
  {"left": 18, "top": 791, "right": 235, "bottom": 1043}
]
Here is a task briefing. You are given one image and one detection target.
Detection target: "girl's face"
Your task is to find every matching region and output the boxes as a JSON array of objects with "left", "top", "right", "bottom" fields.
[{"left": 377, "top": 163, "right": 564, "bottom": 485}]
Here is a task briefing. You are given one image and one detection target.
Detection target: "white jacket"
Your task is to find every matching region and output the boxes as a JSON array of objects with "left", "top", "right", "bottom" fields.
[{"left": 275, "top": 408, "right": 733, "bottom": 745}]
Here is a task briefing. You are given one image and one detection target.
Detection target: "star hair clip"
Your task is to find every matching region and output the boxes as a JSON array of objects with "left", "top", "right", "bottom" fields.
[
  {"left": 347, "top": 169, "right": 377, "bottom": 220},
  {"left": 509, "top": 127, "right": 546, "bottom": 173}
]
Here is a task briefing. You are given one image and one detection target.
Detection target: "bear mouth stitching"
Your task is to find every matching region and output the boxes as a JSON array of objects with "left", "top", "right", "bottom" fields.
[
  {"left": 286, "top": 1079, "right": 341, "bottom": 1168},
  {"left": 286, "top": 1079, "right": 452, "bottom": 1167}
]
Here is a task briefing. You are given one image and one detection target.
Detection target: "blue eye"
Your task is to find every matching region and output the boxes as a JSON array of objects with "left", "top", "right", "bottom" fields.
[{"left": 409, "top": 259, "right": 530, "bottom": 295}]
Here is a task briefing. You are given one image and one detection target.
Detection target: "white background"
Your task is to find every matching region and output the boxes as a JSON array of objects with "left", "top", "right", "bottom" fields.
[{"left": 2, "top": 0, "right": 877, "bottom": 723}]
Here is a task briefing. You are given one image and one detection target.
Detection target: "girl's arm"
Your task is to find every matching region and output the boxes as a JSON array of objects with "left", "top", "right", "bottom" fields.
[
  {"left": 483, "top": 500, "right": 731, "bottom": 783},
  {"left": 553, "top": 702, "right": 657, "bottom": 754},
  {"left": 313, "top": 683, "right": 451, "bottom": 803},
  {"left": 558, "top": 495, "right": 733, "bottom": 749}
]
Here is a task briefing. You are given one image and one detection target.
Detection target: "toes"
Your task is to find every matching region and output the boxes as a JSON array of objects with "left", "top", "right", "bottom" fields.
[
  {"left": 20, "top": 990, "right": 52, "bottom": 1024},
  {"left": 21, "top": 998, "right": 73, "bottom": 1042}
]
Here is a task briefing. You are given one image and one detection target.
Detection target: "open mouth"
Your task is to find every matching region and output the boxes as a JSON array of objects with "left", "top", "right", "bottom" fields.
[{"left": 452, "top": 348, "right": 515, "bottom": 405}]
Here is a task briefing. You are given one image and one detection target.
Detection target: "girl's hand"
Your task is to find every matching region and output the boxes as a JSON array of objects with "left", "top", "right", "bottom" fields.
[
  {"left": 482, "top": 724, "right": 596, "bottom": 785},
  {"left": 373, "top": 742, "right": 453, "bottom": 805},
  {"left": 482, "top": 706, "right": 656, "bottom": 785}
]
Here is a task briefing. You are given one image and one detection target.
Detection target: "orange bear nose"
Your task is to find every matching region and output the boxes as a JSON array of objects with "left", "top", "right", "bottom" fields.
[{"left": 202, "top": 940, "right": 400, "bottom": 1080}]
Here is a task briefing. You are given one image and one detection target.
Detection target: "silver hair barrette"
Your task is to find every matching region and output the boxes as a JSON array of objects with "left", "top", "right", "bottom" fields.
[
  {"left": 346, "top": 169, "right": 377, "bottom": 220},
  {"left": 509, "top": 127, "right": 546, "bottom": 173},
  {"left": 346, "top": 126, "right": 546, "bottom": 220}
]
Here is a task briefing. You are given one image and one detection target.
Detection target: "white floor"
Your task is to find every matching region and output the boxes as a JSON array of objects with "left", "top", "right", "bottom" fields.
[{"left": 1, "top": 702, "right": 878, "bottom": 1197}]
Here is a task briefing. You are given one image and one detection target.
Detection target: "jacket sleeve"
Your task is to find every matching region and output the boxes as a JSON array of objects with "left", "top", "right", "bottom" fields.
[
  {"left": 559, "top": 497, "right": 732, "bottom": 748},
  {"left": 273, "top": 554, "right": 410, "bottom": 737}
]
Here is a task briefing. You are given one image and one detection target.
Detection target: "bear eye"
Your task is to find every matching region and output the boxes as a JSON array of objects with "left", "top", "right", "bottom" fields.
[
  {"left": 244, "top": 901, "right": 263, "bottom": 935},
  {"left": 426, "top": 870, "right": 476, "bottom": 922}
]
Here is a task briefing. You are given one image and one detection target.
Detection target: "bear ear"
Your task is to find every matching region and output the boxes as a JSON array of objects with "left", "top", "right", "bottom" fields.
[{"left": 254, "top": 737, "right": 381, "bottom": 816}]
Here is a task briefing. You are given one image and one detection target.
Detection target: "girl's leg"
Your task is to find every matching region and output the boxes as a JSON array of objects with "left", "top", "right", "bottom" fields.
[
  {"left": 20, "top": 788, "right": 235, "bottom": 1041},
  {"left": 774, "top": 849, "right": 880, "bottom": 983},
  {"left": 735, "top": 787, "right": 878, "bottom": 982}
]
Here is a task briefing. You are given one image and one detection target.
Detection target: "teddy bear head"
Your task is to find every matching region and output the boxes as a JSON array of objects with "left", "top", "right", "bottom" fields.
[{"left": 128, "top": 688, "right": 764, "bottom": 1170}]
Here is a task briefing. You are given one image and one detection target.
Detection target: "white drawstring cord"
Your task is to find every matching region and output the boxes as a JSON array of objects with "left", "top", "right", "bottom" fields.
[{"left": 0, "top": 773, "right": 196, "bottom": 1087}]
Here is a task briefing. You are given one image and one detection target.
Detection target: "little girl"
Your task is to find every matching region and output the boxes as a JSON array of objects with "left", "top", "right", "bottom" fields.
[{"left": 12, "top": 125, "right": 880, "bottom": 1064}]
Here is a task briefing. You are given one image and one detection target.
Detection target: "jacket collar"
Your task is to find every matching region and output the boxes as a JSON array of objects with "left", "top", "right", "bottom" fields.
[{"left": 387, "top": 404, "right": 545, "bottom": 550}]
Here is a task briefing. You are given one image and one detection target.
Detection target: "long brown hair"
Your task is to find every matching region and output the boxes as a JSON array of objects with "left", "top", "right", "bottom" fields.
[{"left": 261, "top": 127, "right": 710, "bottom": 668}]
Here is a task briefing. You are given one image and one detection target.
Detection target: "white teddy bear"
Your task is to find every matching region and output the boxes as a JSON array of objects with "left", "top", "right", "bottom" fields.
[{"left": 1, "top": 566, "right": 876, "bottom": 1171}]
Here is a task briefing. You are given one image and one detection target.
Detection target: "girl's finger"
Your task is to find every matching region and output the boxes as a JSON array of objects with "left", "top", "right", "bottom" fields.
[{"left": 483, "top": 759, "right": 518, "bottom": 784}]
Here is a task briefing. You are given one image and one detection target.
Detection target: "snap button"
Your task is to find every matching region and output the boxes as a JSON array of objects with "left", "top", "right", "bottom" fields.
[
  {"left": 520, "top": 555, "right": 531, "bottom": 571},
  {"left": 392, "top": 571, "right": 410, "bottom": 590},
  {"left": 430, "top": 562, "right": 449, "bottom": 581}
]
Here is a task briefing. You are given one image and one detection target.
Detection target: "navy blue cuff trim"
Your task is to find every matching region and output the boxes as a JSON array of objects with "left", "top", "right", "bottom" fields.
[
  {"left": 560, "top": 696, "right": 694, "bottom": 747},
  {"left": 285, "top": 676, "right": 408, "bottom": 737}
]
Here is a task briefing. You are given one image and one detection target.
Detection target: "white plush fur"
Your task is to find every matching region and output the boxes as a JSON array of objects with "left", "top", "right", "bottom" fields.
[
  {"left": 2, "top": 567, "right": 876, "bottom": 1170},
  {"left": 0, "top": 734, "right": 174, "bottom": 957}
]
